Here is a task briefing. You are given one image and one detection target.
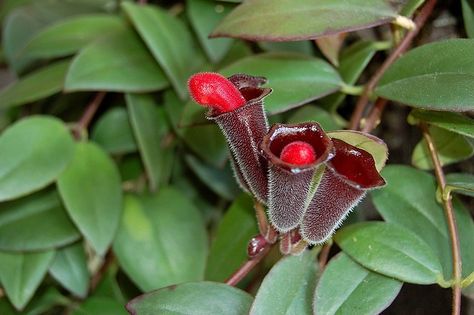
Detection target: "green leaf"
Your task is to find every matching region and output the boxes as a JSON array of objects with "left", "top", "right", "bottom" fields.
[
  {"left": 113, "top": 189, "right": 208, "bottom": 292},
  {"left": 0, "top": 190, "right": 79, "bottom": 251},
  {"left": 376, "top": 39, "right": 474, "bottom": 111},
  {"left": 221, "top": 53, "right": 342, "bottom": 114},
  {"left": 258, "top": 41, "right": 314, "bottom": 55},
  {"left": 400, "top": 0, "right": 425, "bottom": 16},
  {"left": 65, "top": 29, "right": 168, "bottom": 92},
  {"left": 212, "top": 0, "right": 402, "bottom": 41},
  {"left": 0, "top": 60, "right": 70, "bottom": 109},
  {"left": 335, "top": 221, "right": 443, "bottom": 284},
  {"left": 0, "top": 250, "right": 55, "bottom": 310},
  {"left": 185, "top": 155, "right": 240, "bottom": 200},
  {"left": 187, "top": 0, "right": 234, "bottom": 62},
  {"left": 446, "top": 173, "right": 474, "bottom": 198},
  {"left": 287, "top": 105, "right": 341, "bottom": 131},
  {"left": 57, "top": 142, "right": 122, "bottom": 256},
  {"left": 315, "top": 253, "right": 402, "bottom": 315},
  {"left": 327, "top": 130, "right": 388, "bottom": 171},
  {"left": 122, "top": 2, "right": 203, "bottom": 99},
  {"left": 412, "top": 126, "right": 474, "bottom": 170},
  {"left": 21, "top": 14, "right": 126, "bottom": 60},
  {"left": 462, "top": 0, "right": 474, "bottom": 38},
  {"left": 49, "top": 243, "right": 89, "bottom": 298},
  {"left": 126, "top": 93, "right": 170, "bottom": 191},
  {"left": 91, "top": 107, "right": 137, "bottom": 155},
  {"left": 410, "top": 110, "right": 474, "bottom": 138},
  {"left": 205, "top": 194, "right": 258, "bottom": 281},
  {"left": 372, "top": 165, "right": 474, "bottom": 280},
  {"left": 0, "top": 116, "right": 75, "bottom": 202},
  {"left": 72, "top": 297, "right": 128, "bottom": 315},
  {"left": 250, "top": 250, "right": 318, "bottom": 314},
  {"left": 126, "top": 282, "right": 253, "bottom": 315}
]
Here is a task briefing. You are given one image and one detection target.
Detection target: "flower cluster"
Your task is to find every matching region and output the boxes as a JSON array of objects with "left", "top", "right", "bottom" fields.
[{"left": 188, "top": 72, "right": 386, "bottom": 253}]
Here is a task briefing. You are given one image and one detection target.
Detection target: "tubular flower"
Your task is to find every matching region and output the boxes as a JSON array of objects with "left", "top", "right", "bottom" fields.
[{"left": 188, "top": 72, "right": 271, "bottom": 203}]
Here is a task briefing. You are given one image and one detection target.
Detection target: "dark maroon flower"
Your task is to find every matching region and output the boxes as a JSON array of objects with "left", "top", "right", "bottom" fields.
[
  {"left": 260, "top": 123, "right": 335, "bottom": 233},
  {"left": 188, "top": 72, "right": 271, "bottom": 202}
]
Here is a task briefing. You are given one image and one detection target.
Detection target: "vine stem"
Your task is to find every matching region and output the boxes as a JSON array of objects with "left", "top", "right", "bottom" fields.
[
  {"left": 78, "top": 92, "right": 106, "bottom": 132},
  {"left": 420, "top": 123, "right": 462, "bottom": 315},
  {"left": 348, "top": 0, "right": 437, "bottom": 130},
  {"left": 225, "top": 244, "right": 271, "bottom": 286}
]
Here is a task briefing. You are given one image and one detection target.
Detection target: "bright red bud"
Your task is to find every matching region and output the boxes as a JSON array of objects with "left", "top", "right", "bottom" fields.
[
  {"left": 188, "top": 72, "right": 246, "bottom": 113},
  {"left": 280, "top": 141, "right": 317, "bottom": 165}
]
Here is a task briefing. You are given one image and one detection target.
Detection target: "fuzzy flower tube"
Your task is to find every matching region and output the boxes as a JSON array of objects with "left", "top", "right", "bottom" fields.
[{"left": 188, "top": 72, "right": 272, "bottom": 203}]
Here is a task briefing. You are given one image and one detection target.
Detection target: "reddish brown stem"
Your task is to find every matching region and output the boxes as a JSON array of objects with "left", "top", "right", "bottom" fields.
[
  {"left": 225, "top": 244, "right": 271, "bottom": 286},
  {"left": 318, "top": 242, "right": 332, "bottom": 271},
  {"left": 348, "top": 0, "right": 437, "bottom": 130},
  {"left": 361, "top": 98, "right": 387, "bottom": 133},
  {"left": 90, "top": 250, "right": 115, "bottom": 291},
  {"left": 421, "top": 123, "right": 461, "bottom": 315},
  {"left": 78, "top": 92, "right": 106, "bottom": 131}
]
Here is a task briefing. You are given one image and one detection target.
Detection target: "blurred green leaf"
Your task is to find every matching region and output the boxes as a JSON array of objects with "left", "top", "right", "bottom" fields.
[
  {"left": 0, "top": 190, "right": 79, "bottom": 251},
  {"left": 314, "top": 253, "right": 402, "bottom": 315},
  {"left": 0, "top": 285, "right": 69, "bottom": 315},
  {"left": 72, "top": 297, "right": 128, "bottom": 315},
  {"left": 212, "top": 0, "right": 401, "bottom": 41},
  {"left": 0, "top": 60, "right": 70, "bottom": 109},
  {"left": 49, "top": 243, "right": 89, "bottom": 298},
  {"left": 221, "top": 53, "right": 342, "bottom": 114},
  {"left": 372, "top": 165, "right": 474, "bottom": 280},
  {"left": 335, "top": 222, "right": 443, "bottom": 284},
  {"left": 446, "top": 173, "right": 474, "bottom": 198},
  {"left": 412, "top": 127, "right": 474, "bottom": 170},
  {"left": 462, "top": 0, "right": 474, "bottom": 38},
  {"left": 187, "top": 0, "right": 234, "bottom": 62},
  {"left": 376, "top": 39, "right": 474, "bottom": 111},
  {"left": 57, "top": 142, "right": 122, "bottom": 256},
  {"left": 122, "top": 2, "right": 203, "bottom": 99},
  {"left": 126, "top": 282, "right": 253, "bottom": 315},
  {"left": 113, "top": 189, "right": 207, "bottom": 292},
  {"left": 21, "top": 14, "right": 126, "bottom": 60},
  {"left": 91, "top": 107, "right": 137, "bottom": 155},
  {"left": 0, "top": 116, "right": 75, "bottom": 202},
  {"left": 327, "top": 130, "right": 388, "bottom": 171},
  {"left": 250, "top": 250, "right": 318, "bottom": 314},
  {"left": 205, "top": 194, "right": 258, "bottom": 281},
  {"left": 287, "top": 105, "right": 341, "bottom": 131},
  {"left": 126, "top": 94, "right": 170, "bottom": 191},
  {"left": 0, "top": 250, "right": 55, "bottom": 310},
  {"left": 258, "top": 41, "right": 313, "bottom": 55},
  {"left": 65, "top": 29, "right": 169, "bottom": 92},
  {"left": 410, "top": 110, "right": 474, "bottom": 138},
  {"left": 401, "top": 0, "right": 425, "bottom": 16},
  {"left": 185, "top": 155, "right": 240, "bottom": 200}
]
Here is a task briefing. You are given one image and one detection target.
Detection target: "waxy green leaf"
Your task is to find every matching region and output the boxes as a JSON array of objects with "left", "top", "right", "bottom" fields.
[
  {"left": 410, "top": 110, "right": 474, "bottom": 138},
  {"left": 287, "top": 106, "right": 341, "bottom": 131},
  {"left": 113, "top": 189, "right": 207, "bottom": 292},
  {"left": 315, "top": 253, "right": 402, "bottom": 315},
  {"left": 127, "top": 282, "right": 253, "bottom": 315},
  {"left": 446, "top": 173, "right": 474, "bottom": 198},
  {"left": 212, "top": 0, "right": 402, "bottom": 41},
  {"left": 57, "top": 142, "right": 122, "bottom": 256},
  {"left": 0, "top": 116, "right": 75, "bottom": 202},
  {"left": 335, "top": 222, "right": 443, "bottom": 284},
  {"left": 221, "top": 53, "right": 342, "bottom": 114},
  {"left": 376, "top": 39, "right": 474, "bottom": 111}
]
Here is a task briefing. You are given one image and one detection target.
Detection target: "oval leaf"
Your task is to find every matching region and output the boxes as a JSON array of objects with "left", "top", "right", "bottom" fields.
[
  {"left": 335, "top": 221, "right": 443, "bottom": 284},
  {"left": 122, "top": 2, "right": 203, "bottom": 99},
  {"left": 0, "top": 190, "right": 79, "bottom": 251},
  {"left": 376, "top": 39, "right": 474, "bottom": 111},
  {"left": 91, "top": 107, "right": 137, "bottom": 155},
  {"left": 57, "top": 142, "right": 122, "bottom": 256},
  {"left": 126, "top": 282, "right": 253, "bottom": 315},
  {"left": 0, "top": 250, "right": 55, "bottom": 310},
  {"left": 49, "top": 242, "right": 89, "bottom": 298},
  {"left": 113, "top": 189, "right": 207, "bottom": 292},
  {"left": 0, "top": 116, "right": 75, "bottom": 202},
  {"left": 64, "top": 29, "right": 169, "bottom": 93},
  {"left": 410, "top": 110, "right": 474, "bottom": 138},
  {"left": 327, "top": 130, "right": 388, "bottom": 171},
  {"left": 212, "top": 0, "right": 402, "bottom": 41},
  {"left": 314, "top": 253, "right": 402, "bottom": 315},
  {"left": 446, "top": 173, "right": 474, "bottom": 198},
  {"left": 205, "top": 194, "right": 258, "bottom": 281},
  {"left": 21, "top": 14, "right": 127, "bottom": 60},
  {"left": 287, "top": 106, "right": 342, "bottom": 131},
  {"left": 250, "top": 250, "right": 318, "bottom": 315},
  {"left": 0, "top": 60, "right": 70, "bottom": 109},
  {"left": 221, "top": 53, "right": 342, "bottom": 114}
]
